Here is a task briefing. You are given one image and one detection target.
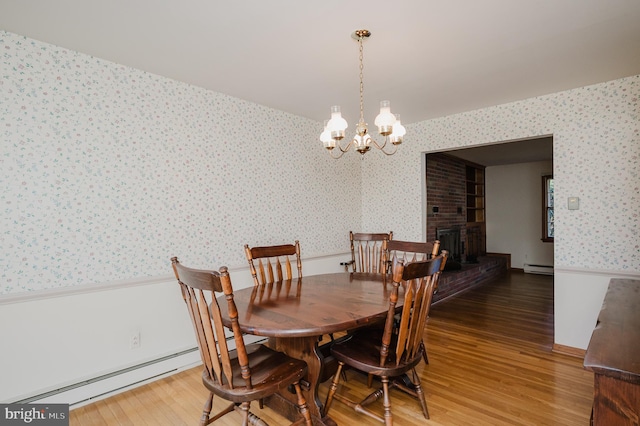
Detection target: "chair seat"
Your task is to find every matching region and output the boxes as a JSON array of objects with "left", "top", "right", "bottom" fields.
[
  {"left": 203, "top": 344, "right": 308, "bottom": 403},
  {"left": 330, "top": 329, "right": 422, "bottom": 378}
]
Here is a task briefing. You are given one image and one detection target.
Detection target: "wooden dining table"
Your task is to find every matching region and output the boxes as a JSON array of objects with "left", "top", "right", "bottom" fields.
[{"left": 218, "top": 272, "right": 401, "bottom": 426}]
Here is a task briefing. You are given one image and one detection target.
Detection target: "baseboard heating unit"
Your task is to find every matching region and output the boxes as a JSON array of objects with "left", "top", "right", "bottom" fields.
[
  {"left": 524, "top": 263, "right": 554, "bottom": 275},
  {"left": 14, "top": 335, "right": 266, "bottom": 409},
  {"left": 14, "top": 348, "right": 201, "bottom": 408}
]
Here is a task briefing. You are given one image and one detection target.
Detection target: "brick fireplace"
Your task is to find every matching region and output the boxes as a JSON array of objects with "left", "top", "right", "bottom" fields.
[
  {"left": 427, "top": 153, "right": 485, "bottom": 262},
  {"left": 427, "top": 153, "right": 502, "bottom": 301},
  {"left": 426, "top": 153, "right": 467, "bottom": 250}
]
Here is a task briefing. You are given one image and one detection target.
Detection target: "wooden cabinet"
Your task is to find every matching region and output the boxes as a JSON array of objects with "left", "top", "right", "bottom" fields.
[{"left": 584, "top": 279, "right": 640, "bottom": 425}]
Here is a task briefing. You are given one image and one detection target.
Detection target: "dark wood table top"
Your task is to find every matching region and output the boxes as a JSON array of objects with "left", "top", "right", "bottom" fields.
[
  {"left": 220, "top": 272, "right": 399, "bottom": 338},
  {"left": 584, "top": 278, "right": 640, "bottom": 382}
]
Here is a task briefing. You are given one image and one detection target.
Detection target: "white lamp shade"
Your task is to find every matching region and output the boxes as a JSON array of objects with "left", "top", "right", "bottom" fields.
[
  {"left": 327, "top": 105, "right": 348, "bottom": 133},
  {"left": 390, "top": 115, "right": 406, "bottom": 137},
  {"left": 389, "top": 114, "right": 405, "bottom": 144},
  {"left": 374, "top": 100, "right": 396, "bottom": 127},
  {"left": 320, "top": 123, "right": 335, "bottom": 148}
]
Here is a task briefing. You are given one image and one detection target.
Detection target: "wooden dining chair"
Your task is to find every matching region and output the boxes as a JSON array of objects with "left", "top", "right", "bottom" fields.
[
  {"left": 384, "top": 239, "right": 440, "bottom": 273},
  {"left": 382, "top": 239, "right": 447, "bottom": 371},
  {"left": 244, "top": 240, "right": 334, "bottom": 345},
  {"left": 324, "top": 253, "right": 446, "bottom": 425},
  {"left": 342, "top": 231, "right": 393, "bottom": 273},
  {"left": 244, "top": 240, "right": 302, "bottom": 286},
  {"left": 171, "top": 257, "right": 312, "bottom": 426}
]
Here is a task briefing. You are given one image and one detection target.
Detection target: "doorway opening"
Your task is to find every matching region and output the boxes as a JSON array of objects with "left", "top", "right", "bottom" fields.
[{"left": 425, "top": 135, "right": 553, "bottom": 272}]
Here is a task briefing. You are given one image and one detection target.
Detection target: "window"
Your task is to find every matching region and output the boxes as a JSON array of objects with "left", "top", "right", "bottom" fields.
[{"left": 542, "top": 175, "right": 554, "bottom": 242}]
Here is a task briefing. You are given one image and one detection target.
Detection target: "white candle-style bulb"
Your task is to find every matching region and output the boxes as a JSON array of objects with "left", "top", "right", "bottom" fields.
[
  {"left": 320, "top": 120, "right": 335, "bottom": 148},
  {"left": 374, "top": 100, "right": 396, "bottom": 136},
  {"left": 327, "top": 105, "right": 348, "bottom": 140},
  {"left": 389, "top": 114, "right": 406, "bottom": 144}
]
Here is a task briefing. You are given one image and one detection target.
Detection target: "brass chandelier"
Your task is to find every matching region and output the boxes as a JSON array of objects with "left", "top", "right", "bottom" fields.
[{"left": 320, "top": 29, "right": 405, "bottom": 159}]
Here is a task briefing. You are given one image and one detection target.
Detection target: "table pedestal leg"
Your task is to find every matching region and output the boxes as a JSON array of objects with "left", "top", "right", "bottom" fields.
[{"left": 266, "top": 336, "right": 337, "bottom": 426}]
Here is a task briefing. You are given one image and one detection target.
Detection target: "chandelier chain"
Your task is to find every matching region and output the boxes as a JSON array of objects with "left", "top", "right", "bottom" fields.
[{"left": 359, "top": 37, "right": 365, "bottom": 123}]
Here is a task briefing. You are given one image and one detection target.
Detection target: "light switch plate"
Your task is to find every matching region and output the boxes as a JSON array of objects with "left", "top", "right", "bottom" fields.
[{"left": 568, "top": 197, "right": 579, "bottom": 210}]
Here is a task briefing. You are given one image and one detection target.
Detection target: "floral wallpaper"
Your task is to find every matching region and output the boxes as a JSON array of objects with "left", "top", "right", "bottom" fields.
[
  {"left": 363, "top": 75, "right": 639, "bottom": 272},
  {"left": 1, "top": 31, "right": 361, "bottom": 295},
  {"left": 1, "top": 30, "right": 639, "bottom": 295}
]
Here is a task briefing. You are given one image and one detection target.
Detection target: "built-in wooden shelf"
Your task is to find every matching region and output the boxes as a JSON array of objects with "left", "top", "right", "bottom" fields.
[
  {"left": 465, "top": 164, "right": 486, "bottom": 256},
  {"left": 465, "top": 165, "right": 485, "bottom": 223}
]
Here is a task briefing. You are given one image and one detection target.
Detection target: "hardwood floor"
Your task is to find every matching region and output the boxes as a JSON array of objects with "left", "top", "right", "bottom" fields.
[{"left": 70, "top": 270, "right": 593, "bottom": 425}]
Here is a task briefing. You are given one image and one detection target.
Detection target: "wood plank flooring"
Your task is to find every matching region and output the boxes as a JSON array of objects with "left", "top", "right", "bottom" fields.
[{"left": 70, "top": 270, "right": 593, "bottom": 425}]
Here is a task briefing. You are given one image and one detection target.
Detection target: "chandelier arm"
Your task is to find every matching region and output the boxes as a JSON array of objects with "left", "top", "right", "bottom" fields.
[
  {"left": 324, "top": 137, "right": 354, "bottom": 158},
  {"left": 340, "top": 139, "right": 354, "bottom": 153},
  {"left": 369, "top": 137, "right": 399, "bottom": 156},
  {"left": 369, "top": 136, "right": 387, "bottom": 151},
  {"left": 380, "top": 145, "right": 399, "bottom": 156},
  {"left": 328, "top": 148, "right": 346, "bottom": 159}
]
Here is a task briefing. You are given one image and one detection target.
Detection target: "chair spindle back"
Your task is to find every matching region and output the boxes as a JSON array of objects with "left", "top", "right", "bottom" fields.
[
  {"left": 385, "top": 239, "right": 440, "bottom": 271},
  {"left": 381, "top": 253, "right": 446, "bottom": 367},
  {"left": 171, "top": 257, "right": 251, "bottom": 390},
  {"left": 244, "top": 241, "right": 302, "bottom": 286},
  {"left": 347, "top": 231, "right": 393, "bottom": 273}
]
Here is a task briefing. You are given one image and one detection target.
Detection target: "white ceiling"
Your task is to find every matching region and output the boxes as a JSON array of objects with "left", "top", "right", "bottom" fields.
[{"left": 2, "top": 1, "right": 640, "bottom": 164}]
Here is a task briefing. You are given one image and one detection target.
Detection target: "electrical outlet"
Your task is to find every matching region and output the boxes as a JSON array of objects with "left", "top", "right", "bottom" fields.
[{"left": 130, "top": 332, "right": 141, "bottom": 349}]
